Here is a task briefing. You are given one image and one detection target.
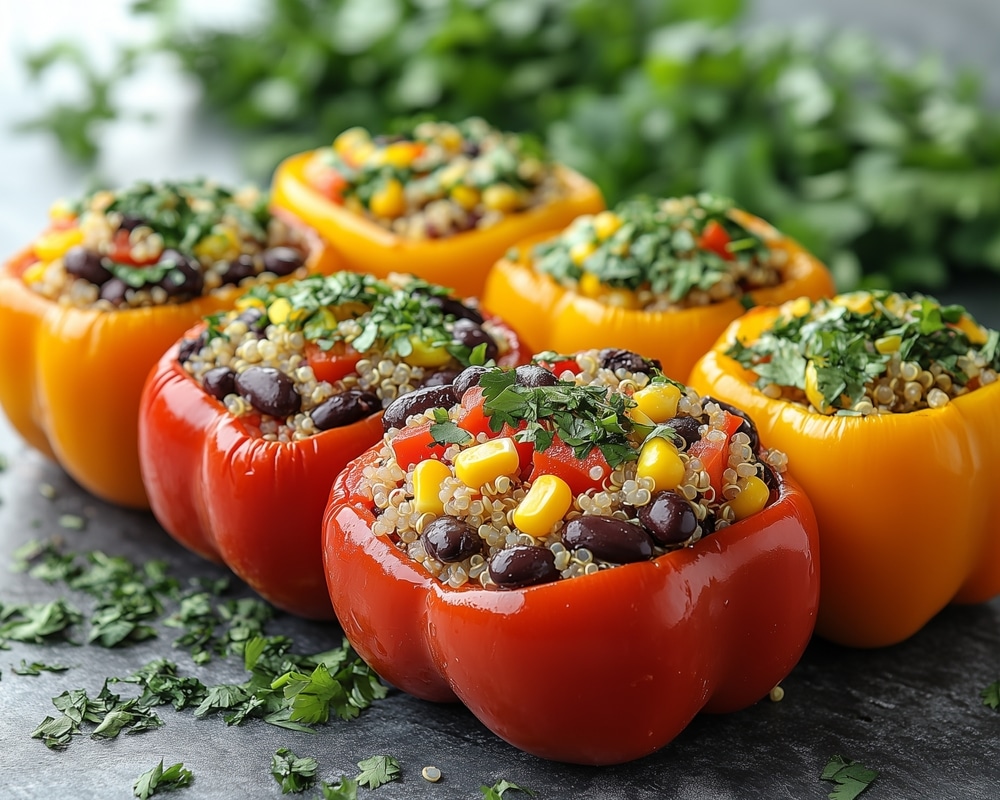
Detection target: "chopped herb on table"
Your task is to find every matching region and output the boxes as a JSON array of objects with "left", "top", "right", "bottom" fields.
[
  {"left": 12, "top": 659, "right": 70, "bottom": 676},
  {"left": 318, "top": 777, "right": 359, "bottom": 800},
  {"left": 133, "top": 760, "right": 193, "bottom": 799},
  {"left": 480, "top": 780, "right": 537, "bottom": 799},
  {"left": 354, "top": 755, "right": 401, "bottom": 790},
  {"left": 271, "top": 748, "right": 319, "bottom": 794},
  {"left": 982, "top": 680, "right": 1000, "bottom": 710},
  {"left": 820, "top": 755, "right": 879, "bottom": 800}
]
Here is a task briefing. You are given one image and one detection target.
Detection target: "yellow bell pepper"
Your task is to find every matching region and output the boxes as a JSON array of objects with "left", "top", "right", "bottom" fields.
[
  {"left": 269, "top": 121, "right": 604, "bottom": 299},
  {"left": 482, "top": 199, "right": 835, "bottom": 381},
  {"left": 0, "top": 182, "right": 332, "bottom": 509},
  {"left": 689, "top": 294, "right": 1000, "bottom": 647}
]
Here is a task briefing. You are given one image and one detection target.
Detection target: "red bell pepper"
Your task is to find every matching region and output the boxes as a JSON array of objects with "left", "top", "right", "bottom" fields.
[{"left": 139, "top": 277, "right": 526, "bottom": 619}]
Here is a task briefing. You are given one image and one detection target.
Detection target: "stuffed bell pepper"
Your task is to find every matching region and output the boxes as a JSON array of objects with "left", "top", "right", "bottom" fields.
[
  {"left": 322, "top": 350, "right": 819, "bottom": 764},
  {"left": 0, "top": 179, "right": 323, "bottom": 508},
  {"left": 139, "top": 272, "right": 525, "bottom": 618},
  {"left": 689, "top": 291, "right": 1000, "bottom": 647},
  {"left": 482, "top": 193, "right": 835, "bottom": 379},
  {"left": 270, "top": 117, "right": 604, "bottom": 297}
]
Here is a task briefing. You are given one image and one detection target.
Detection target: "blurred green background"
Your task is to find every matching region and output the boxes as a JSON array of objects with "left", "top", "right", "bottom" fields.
[{"left": 15, "top": 0, "right": 1000, "bottom": 293}]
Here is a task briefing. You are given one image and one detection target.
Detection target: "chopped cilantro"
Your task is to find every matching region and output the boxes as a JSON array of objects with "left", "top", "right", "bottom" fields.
[
  {"left": 820, "top": 755, "right": 878, "bottom": 800},
  {"left": 480, "top": 779, "right": 537, "bottom": 799},
  {"left": 354, "top": 755, "right": 401, "bottom": 790},
  {"left": 0, "top": 599, "right": 82, "bottom": 644},
  {"left": 132, "top": 760, "right": 193, "bottom": 799},
  {"left": 12, "top": 659, "right": 70, "bottom": 676},
  {"left": 981, "top": 680, "right": 1000, "bottom": 710},
  {"left": 271, "top": 748, "right": 319, "bottom": 794}
]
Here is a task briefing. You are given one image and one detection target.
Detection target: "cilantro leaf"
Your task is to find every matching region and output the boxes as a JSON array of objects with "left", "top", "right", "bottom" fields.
[
  {"left": 355, "top": 755, "right": 401, "bottom": 789},
  {"left": 133, "top": 760, "right": 193, "bottom": 799},
  {"left": 981, "top": 680, "right": 1000, "bottom": 710},
  {"left": 820, "top": 755, "right": 878, "bottom": 800},
  {"left": 480, "top": 779, "right": 537, "bottom": 799},
  {"left": 271, "top": 748, "right": 318, "bottom": 794},
  {"left": 0, "top": 599, "right": 81, "bottom": 643},
  {"left": 429, "top": 419, "right": 473, "bottom": 446}
]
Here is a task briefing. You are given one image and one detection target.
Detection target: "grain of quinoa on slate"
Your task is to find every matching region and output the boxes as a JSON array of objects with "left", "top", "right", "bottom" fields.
[
  {"left": 180, "top": 272, "right": 512, "bottom": 442},
  {"left": 363, "top": 350, "right": 789, "bottom": 590},
  {"left": 21, "top": 179, "right": 309, "bottom": 310}
]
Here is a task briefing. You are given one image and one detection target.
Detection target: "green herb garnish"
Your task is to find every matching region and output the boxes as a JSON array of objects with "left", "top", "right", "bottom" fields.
[
  {"left": 319, "top": 777, "right": 359, "bottom": 800},
  {"left": 13, "top": 659, "right": 71, "bottom": 676},
  {"left": 982, "top": 680, "right": 1000, "bottom": 710},
  {"left": 133, "top": 760, "right": 193, "bottom": 799},
  {"left": 480, "top": 779, "right": 537, "bottom": 799},
  {"left": 271, "top": 748, "right": 319, "bottom": 794},
  {"left": 820, "top": 755, "right": 878, "bottom": 800},
  {"left": 354, "top": 755, "right": 401, "bottom": 790}
]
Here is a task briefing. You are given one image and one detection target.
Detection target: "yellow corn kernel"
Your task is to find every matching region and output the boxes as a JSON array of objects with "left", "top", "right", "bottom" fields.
[
  {"left": 804, "top": 360, "right": 834, "bottom": 414},
  {"left": 383, "top": 141, "right": 420, "bottom": 169},
  {"left": 33, "top": 228, "right": 83, "bottom": 261},
  {"left": 512, "top": 474, "right": 572, "bottom": 538},
  {"left": 195, "top": 227, "right": 240, "bottom": 263},
  {"left": 267, "top": 298, "right": 295, "bottom": 326},
  {"left": 450, "top": 184, "right": 480, "bottom": 211},
  {"left": 453, "top": 437, "right": 520, "bottom": 488},
  {"left": 437, "top": 125, "right": 464, "bottom": 153},
  {"left": 786, "top": 296, "right": 813, "bottom": 319},
  {"left": 369, "top": 178, "right": 407, "bottom": 219},
  {"left": 627, "top": 407, "right": 655, "bottom": 427},
  {"left": 954, "top": 314, "right": 988, "bottom": 345},
  {"left": 728, "top": 475, "right": 770, "bottom": 520},
  {"left": 636, "top": 436, "right": 685, "bottom": 492},
  {"left": 592, "top": 210, "right": 622, "bottom": 240},
  {"left": 333, "top": 127, "right": 370, "bottom": 157},
  {"left": 601, "top": 288, "right": 641, "bottom": 309},
  {"left": 875, "top": 334, "right": 901, "bottom": 354},
  {"left": 833, "top": 291, "right": 873, "bottom": 315},
  {"left": 438, "top": 162, "right": 468, "bottom": 188},
  {"left": 578, "top": 271, "right": 603, "bottom": 298},
  {"left": 569, "top": 240, "right": 597, "bottom": 266},
  {"left": 482, "top": 183, "right": 521, "bottom": 213},
  {"left": 631, "top": 384, "right": 682, "bottom": 423},
  {"left": 404, "top": 337, "right": 453, "bottom": 368},
  {"left": 413, "top": 459, "right": 452, "bottom": 515},
  {"left": 22, "top": 261, "right": 47, "bottom": 285},
  {"left": 48, "top": 199, "right": 76, "bottom": 224},
  {"left": 236, "top": 295, "right": 266, "bottom": 312}
]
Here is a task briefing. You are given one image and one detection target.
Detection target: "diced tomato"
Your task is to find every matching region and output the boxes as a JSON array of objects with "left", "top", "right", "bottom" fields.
[
  {"left": 305, "top": 341, "right": 363, "bottom": 384},
  {"left": 456, "top": 386, "right": 492, "bottom": 438},
  {"left": 107, "top": 228, "right": 158, "bottom": 266},
  {"left": 698, "top": 219, "right": 734, "bottom": 261},
  {"left": 535, "top": 358, "right": 581, "bottom": 379},
  {"left": 529, "top": 439, "right": 611, "bottom": 495},
  {"left": 305, "top": 160, "right": 348, "bottom": 203},
  {"left": 390, "top": 422, "right": 448, "bottom": 470},
  {"left": 687, "top": 410, "right": 743, "bottom": 498}
]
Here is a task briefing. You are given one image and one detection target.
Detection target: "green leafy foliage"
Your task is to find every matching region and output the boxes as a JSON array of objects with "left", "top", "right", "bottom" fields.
[
  {"left": 354, "top": 755, "right": 401, "bottom": 790},
  {"left": 17, "top": 0, "right": 1000, "bottom": 290},
  {"left": 982, "top": 680, "right": 1000, "bottom": 710},
  {"left": 271, "top": 748, "right": 319, "bottom": 794},
  {"left": 820, "top": 755, "right": 878, "bottom": 800},
  {"left": 12, "top": 659, "right": 71, "bottom": 676},
  {"left": 133, "top": 760, "right": 193, "bottom": 799},
  {"left": 480, "top": 779, "right": 536, "bottom": 800},
  {"left": 319, "top": 777, "right": 359, "bottom": 800}
]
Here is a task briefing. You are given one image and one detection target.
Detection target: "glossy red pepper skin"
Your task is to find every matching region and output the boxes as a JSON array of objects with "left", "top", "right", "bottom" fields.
[
  {"left": 139, "top": 318, "right": 526, "bottom": 619},
  {"left": 322, "top": 447, "right": 820, "bottom": 764}
]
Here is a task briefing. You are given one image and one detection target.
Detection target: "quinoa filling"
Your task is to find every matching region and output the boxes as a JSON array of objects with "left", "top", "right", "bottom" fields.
[
  {"left": 21, "top": 180, "right": 309, "bottom": 310},
  {"left": 179, "top": 272, "right": 510, "bottom": 442},
  {"left": 362, "top": 350, "right": 788, "bottom": 590},
  {"left": 526, "top": 194, "right": 785, "bottom": 310},
  {"left": 726, "top": 291, "right": 1000, "bottom": 415},
  {"left": 306, "top": 117, "right": 569, "bottom": 240}
]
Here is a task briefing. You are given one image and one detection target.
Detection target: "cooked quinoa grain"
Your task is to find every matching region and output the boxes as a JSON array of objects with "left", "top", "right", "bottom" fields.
[
  {"left": 306, "top": 117, "right": 570, "bottom": 239},
  {"left": 727, "top": 291, "right": 1000, "bottom": 415},
  {"left": 527, "top": 193, "right": 784, "bottom": 310},
  {"left": 21, "top": 180, "right": 309, "bottom": 310},
  {"left": 367, "top": 352, "right": 788, "bottom": 589},
  {"left": 180, "top": 272, "right": 514, "bottom": 441}
]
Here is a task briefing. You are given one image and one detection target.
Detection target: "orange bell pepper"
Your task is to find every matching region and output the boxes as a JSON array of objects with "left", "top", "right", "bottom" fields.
[
  {"left": 482, "top": 198, "right": 835, "bottom": 380},
  {"left": 0, "top": 181, "right": 330, "bottom": 508},
  {"left": 689, "top": 292, "right": 1000, "bottom": 647},
  {"left": 269, "top": 124, "right": 604, "bottom": 298}
]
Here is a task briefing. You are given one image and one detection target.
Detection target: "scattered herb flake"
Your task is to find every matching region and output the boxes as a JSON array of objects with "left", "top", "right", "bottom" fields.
[
  {"left": 39, "top": 483, "right": 57, "bottom": 500},
  {"left": 271, "top": 748, "right": 319, "bottom": 794},
  {"left": 821, "top": 755, "right": 878, "bottom": 800},
  {"left": 480, "top": 779, "right": 537, "bottom": 799},
  {"left": 355, "top": 755, "right": 401, "bottom": 790},
  {"left": 13, "top": 659, "right": 70, "bottom": 676},
  {"left": 58, "top": 514, "right": 87, "bottom": 531},
  {"left": 133, "top": 760, "right": 193, "bottom": 799},
  {"left": 981, "top": 680, "right": 1000, "bottom": 710},
  {"left": 319, "top": 777, "right": 359, "bottom": 800}
]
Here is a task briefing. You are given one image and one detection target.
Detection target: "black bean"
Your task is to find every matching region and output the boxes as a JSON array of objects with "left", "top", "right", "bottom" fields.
[
  {"left": 177, "top": 331, "right": 207, "bottom": 363},
  {"left": 638, "top": 491, "right": 699, "bottom": 546},
  {"left": 235, "top": 366, "right": 301, "bottom": 417},
  {"left": 118, "top": 213, "right": 145, "bottom": 232},
  {"left": 453, "top": 365, "right": 492, "bottom": 398},
  {"left": 262, "top": 246, "right": 304, "bottom": 276},
  {"left": 488, "top": 546, "right": 559, "bottom": 589},
  {"left": 220, "top": 254, "right": 258, "bottom": 286},
  {"left": 422, "top": 368, "right": 460, "bottom": 388},
  {"left": 705, "top": 396, "right": 760, "bottom": 453},
  {"left": 425, "top": 294, "right": 484, "bottom": 324},
  {"left": 514, "top": 364, "right": 559, "bottom": 388},
  {"left": 382, "top": 385, "right": 457, "bottom": 432},
  {"left": 100, "top": 278, "right": 129, "bottom": 307},
  {"left": 422, "top": 517, "right": 482, "bottom": 563},
  {"left": 462, "top": 141, "right": 481, "bottom": 158},
  {"left": 311, "top": 390, "right": 380, "bottom": 431},
  {"left": 451, "top": 318, "right": 498, "bottom": 363},
  {"left": 63, "top": 247, "right": 112, "bottom": 286},
  {"left": 561, "top": 516, "right": 654, "bottom": 564},
  {"left": 202, "top": 367, "right": 236, "bottom": 401},
  {"left": 236, "top": 306, "right": 268, "bottom": 337},
  {"left": 157, "top": 249, "right": 203, "bottom": 298},
  {"left": 664, "top": 415, "right": 702, "bottom": 450},
  {"left": 599, "top": 348, "right": 662, "bottom": 376},
  {"left": 759, "top": 463, "right": 780, "bottom": 498}
]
